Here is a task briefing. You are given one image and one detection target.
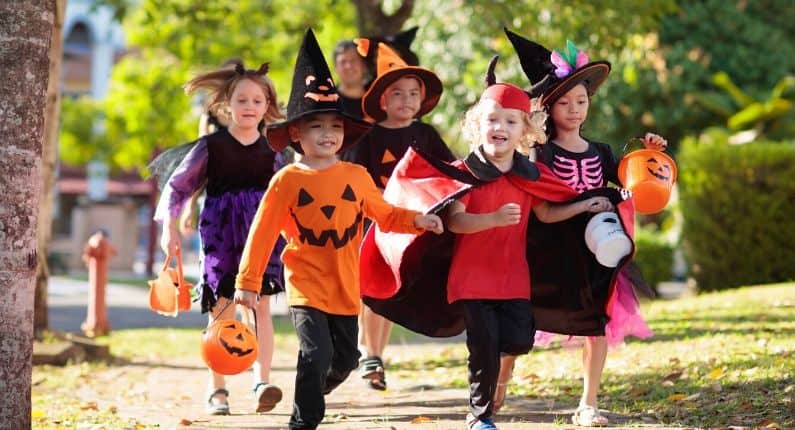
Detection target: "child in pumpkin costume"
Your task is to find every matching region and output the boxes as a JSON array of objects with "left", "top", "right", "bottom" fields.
[
  {"left": 499, "top": 29, "right": 664, "bottom": 426},
  {"left": 341, "top": 41, "right": 456, "bottom": 391},
  {"left": 153, "top": 61, "right": 286, "bottom": 416},
  {"left": 234, "top": 28, "right": 443, "bottom": 430}
]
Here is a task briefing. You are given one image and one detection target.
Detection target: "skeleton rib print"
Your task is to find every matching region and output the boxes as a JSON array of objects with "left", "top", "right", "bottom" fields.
[{"left": 552, "top": 154, "right": 604, "bottom": 192}]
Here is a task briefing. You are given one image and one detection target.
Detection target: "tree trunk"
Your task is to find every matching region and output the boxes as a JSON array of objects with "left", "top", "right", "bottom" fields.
[
  {"left": 35, "top": 0, "right": 66, "bottom": 339},
  {"left": 351, "top": 0, "right": 415, "bottom": 36},
  {"left": 0, "top": 2, "right": 55, "bottom": 428}
]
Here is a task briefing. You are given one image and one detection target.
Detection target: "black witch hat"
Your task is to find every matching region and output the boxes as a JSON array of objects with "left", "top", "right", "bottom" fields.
[
  {"left": 504, "top": 27, "right": 611, "bottom": 107},
  {"left": 267, "top": 28, "right": 371, "bottom": 153}
]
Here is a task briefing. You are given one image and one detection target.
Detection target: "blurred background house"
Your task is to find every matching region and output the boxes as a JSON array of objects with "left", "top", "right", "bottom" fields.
[{"left": 50, "top": 0, "right": 154, "bottom": 273}]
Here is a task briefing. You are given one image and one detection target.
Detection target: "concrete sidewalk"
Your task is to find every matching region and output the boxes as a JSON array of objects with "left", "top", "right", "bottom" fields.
[{"left": 47, "top": 274, "right": 288, "bottom": 333}]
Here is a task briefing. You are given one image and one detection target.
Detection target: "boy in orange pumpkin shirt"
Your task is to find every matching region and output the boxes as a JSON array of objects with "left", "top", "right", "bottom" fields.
[{"left": 234, "top": 29, "right": 443, "bottom": 430}]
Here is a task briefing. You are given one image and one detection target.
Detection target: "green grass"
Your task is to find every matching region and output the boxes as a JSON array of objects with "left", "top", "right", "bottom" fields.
[
  {"left": 390, "top": 283, "right": 795, "bottom": 428},
  {"left": 32, "top": 283, "right": 795, "bottom": 428}
]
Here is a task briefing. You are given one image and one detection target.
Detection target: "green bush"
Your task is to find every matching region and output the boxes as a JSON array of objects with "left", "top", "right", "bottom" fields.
[
  {"left": 634, "top": 228, "right": 675, "bottom": 293},
  {"left": 678, "top": 136, "right": 795, "bottom": 291}
]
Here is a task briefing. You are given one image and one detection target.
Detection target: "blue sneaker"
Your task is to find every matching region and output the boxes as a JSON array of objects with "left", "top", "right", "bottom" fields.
[{"left": 466, "top": 413, "right": 498, "bottom": 430}]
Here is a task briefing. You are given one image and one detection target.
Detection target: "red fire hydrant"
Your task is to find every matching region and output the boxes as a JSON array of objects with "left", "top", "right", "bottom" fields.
[{"left": 80, "top": 230, "right": 116, "bottom": 338}]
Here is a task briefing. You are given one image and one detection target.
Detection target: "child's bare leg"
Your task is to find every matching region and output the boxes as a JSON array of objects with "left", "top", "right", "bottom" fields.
[
  {"left": 247, "top": 297, "right": 281, "bottom": 412},
  {"left": 494, "top": 354, "right": 517, "bottom": 413},
  {"left": 573, "top": 336, "right": 608, "bottom": 426},
  {"left": 206, "top": 297, "right": 235, "bottom": 414}
]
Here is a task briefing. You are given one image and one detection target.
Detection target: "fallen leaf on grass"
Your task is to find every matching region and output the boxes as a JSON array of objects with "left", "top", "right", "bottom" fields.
[
  {"left": 682, "top": 393, "right": 701, "bottom": 402},
  {"left": 80, "top": 402, "right": 98, "bottom": 411},
  {"left": 739, "top": 402, "right": 753, "bottom": 411},
  {"left": 667, "top": 393, "right": 687, "bottom": 401},
  {"left": 411, "top": 416, "right": 433, "bottom": 424},
  {"left": 629, "top": 387, "right": 650, "bottom": 397},
  {"left": 663, "top": 371, "right": 683, "bottom": 382},
  {"left": 757, "top": 419, "right": 781, "bottom": 429},
  {"left": 708, "top": 367, "right": 725, "bottom": 379},
  {"left": 178, "top": 419, "right": 193, "bottom": 426}
]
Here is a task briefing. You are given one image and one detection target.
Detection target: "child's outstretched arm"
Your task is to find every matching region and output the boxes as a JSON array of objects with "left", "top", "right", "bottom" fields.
[
  {"left": 447, "top": 200, "right": 521, "bottom": 234},
  {"left": 234, "top": 175, "right": 289, "bottom": 308},
  {"left": 533, "top": 196, "right": 613, "bottom": 223}
]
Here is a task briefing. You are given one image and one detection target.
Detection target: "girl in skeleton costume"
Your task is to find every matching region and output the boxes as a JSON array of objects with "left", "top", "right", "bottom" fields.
[
  {"left": 500, "top": 29, "right": 665, "bottom": 426},
  {"left": 153, "top": 61, "right": 287, "bottom": 416}
]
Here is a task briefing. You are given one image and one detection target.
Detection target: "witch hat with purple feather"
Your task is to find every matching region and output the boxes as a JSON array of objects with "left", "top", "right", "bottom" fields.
[{"left": 504, "top": 27, "right": 610, "bottom": 106}]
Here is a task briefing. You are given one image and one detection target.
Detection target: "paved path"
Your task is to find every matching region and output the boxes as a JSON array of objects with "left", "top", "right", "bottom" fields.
[{"left": 45, "top": 275, "right": 678, "bottom": 429}]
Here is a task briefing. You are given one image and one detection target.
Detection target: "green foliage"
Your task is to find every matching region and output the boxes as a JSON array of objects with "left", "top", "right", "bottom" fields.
[
  {"left": 99, "top": 0, "right": 358, "bottom": 170},
  {"left": 407, "top": 0, "right": 677, "bottom": 155},
  {"left": 598, "top": 0, "right": 795, "bottom": 151},
  {"left": 678, "top": 136, "right": 795, "bottom": 291},
  {"left": 59, "top": 97, "right": 107, "bottom": 165},
  {"left": 696, "top": 73, "right": 795, "bottom": 141},
  {"left": 634, "top": 227, "right": 675, "bottom": 291}
]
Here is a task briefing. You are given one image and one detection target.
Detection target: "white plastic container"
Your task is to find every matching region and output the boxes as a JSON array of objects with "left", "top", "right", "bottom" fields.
[{"left": 584, "top": 211, "right": 632, "bottom": 267}]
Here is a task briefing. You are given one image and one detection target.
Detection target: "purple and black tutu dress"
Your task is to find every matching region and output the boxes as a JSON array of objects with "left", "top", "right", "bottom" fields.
[{"left": 154, "top": 129, "right": 286, "bottom": 313}]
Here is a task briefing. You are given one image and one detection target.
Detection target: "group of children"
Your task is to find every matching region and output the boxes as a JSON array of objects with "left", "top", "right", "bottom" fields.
[{"left": 154, "top": 26, "right": 666, "bottom": 430}]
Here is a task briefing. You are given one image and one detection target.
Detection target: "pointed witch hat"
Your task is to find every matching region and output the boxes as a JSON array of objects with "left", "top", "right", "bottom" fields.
[
  {"left": 267, "top": 28, "right": 371, "bottom": 153},
  {"left": 504, "top": 27, "right": 610, "bottom": 107},
  {"left": 356, "top": 26, "right": 420, "bottom": 70},
  {"left": 358, "top": 42, "right": 443, "bottom": 123}
]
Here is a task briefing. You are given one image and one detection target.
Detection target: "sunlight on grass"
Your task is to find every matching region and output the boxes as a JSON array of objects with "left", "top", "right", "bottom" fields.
[{"left": 386, "top": 284, "right": 795, "bottom": 428}]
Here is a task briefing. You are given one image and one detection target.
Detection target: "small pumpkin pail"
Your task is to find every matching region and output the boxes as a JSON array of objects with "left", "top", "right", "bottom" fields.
[
  {"left": 201, "top": 318, "right": 258, "bottom": 375},
  {"left": 618, "top": 148, "right": 677, "bottom": 214}
]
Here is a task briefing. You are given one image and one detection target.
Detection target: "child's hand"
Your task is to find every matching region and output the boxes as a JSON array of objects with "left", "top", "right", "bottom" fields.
[
  {"left": 582, "top": 197, "right": 614, "bottom": 213},
  {"left": 494, "top": 203, "right": 522, "bottom": 226},
  {"left": 234, "top": 289, "right": 258, "bottom": 309},
  {"left": 643, "top": 132, "right": 668, "bottom": 151},
  {"left": 179, "top": 209, "right": 195, "bottom": 235},
  {"left": 415, "top": 214, "right": 444, "bottom": 234},
  {"left": 160, "top": 226, "right": 180, "bottom": 257}
]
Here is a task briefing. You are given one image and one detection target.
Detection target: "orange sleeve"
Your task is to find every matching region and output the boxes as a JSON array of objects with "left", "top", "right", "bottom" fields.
[
  {"left": 236, "top": 171, "right": 290, "bottom": 292},
  {"left": 359, "top": 168, "right": 423, "bottom": 234}
]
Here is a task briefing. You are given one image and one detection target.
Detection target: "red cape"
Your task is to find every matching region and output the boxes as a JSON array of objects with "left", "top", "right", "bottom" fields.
[{"left": 360, "top": 148, "right": 635, "bottom": 337}]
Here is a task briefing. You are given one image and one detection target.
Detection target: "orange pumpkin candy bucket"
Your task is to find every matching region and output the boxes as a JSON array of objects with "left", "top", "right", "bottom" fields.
[
  {"left": 201, "top": 317, "right": 259, "bottom": 375},
  {"left": 618, "top": 141, "right": 677, "bottom": 215},
  {"left": 148, "top": 249, "right": 193, "bottom": 316}
]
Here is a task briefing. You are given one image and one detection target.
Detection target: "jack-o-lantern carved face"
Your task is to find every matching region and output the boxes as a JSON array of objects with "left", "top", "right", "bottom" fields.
[
  {"left": 304, "top": 75, "right": 339, "bottom": 102},
  {"left": 646, "top": 157, "right": 672, "bottom": 181},
  {"left": 289, "top": 183, "right": 363, "bottom": 249},
  {"left": 218, "top": 321, "right": 257, "bottom": 357}
]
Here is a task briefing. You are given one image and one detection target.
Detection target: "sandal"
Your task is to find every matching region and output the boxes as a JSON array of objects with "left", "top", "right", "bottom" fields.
[
  {"left": 253, "top": 382, "right": 282, "bottom": 413},
  {"left": 206, "top": 388, "right": 230, "bottom": 416},
  {"left": 572, "top": 405, "right": 608, "bottom": 427},
  {"left": 359, "top": 356, "right": 387, "bottom": 391}
]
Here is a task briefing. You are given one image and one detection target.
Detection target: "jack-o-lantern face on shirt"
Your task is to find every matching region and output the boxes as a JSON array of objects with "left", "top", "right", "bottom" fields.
[
  {"left": 289, "top": 183, "right": 364, "bottom": 249},
  {"left": 304, "top": 75, "right": 340, "bottom": 103},
  {"left": 218, "top": 321, "right": 257, "bottom": 357},
  {"left": 646, "top": 157, "right": 672, "bottom": 181}
]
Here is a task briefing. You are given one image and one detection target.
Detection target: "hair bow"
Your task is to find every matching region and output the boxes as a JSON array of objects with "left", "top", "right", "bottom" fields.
[{"left": 550, "top": 40, "right": 590, "bottom": 79}]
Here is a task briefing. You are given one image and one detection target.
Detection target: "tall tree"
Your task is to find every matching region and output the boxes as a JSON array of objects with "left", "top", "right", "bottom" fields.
[
  {"left": 0, "top": 1, "right": 55, "bottom": 428},
  {"left": 35, "top": 0, "right": 66, "bottom": 337}
]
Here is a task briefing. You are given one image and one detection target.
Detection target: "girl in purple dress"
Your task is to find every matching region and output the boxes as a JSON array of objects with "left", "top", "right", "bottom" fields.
[{"left": 154, "top": 61, "right": 286, "bottom": 416}]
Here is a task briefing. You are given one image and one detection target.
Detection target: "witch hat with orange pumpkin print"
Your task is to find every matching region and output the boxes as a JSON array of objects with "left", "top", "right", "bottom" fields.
[
  {"left": 267, "top": 28, "right": 371, "bottom": 153},
  {"left": 357, "top": 41, "right": 443, "bottom": 123}
]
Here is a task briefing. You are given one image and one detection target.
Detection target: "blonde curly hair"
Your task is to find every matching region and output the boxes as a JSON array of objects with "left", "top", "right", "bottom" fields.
[{"left": 461, "top": 95, "right": 548, "bottom": 155}]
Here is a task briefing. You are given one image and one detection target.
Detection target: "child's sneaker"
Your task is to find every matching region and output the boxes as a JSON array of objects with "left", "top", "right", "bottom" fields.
[
  {"left": 466, "top": 412, "right": 498, "bottom": 430},
  {"left": 253, "top": 382, "right": 282, "bottom": 413}
]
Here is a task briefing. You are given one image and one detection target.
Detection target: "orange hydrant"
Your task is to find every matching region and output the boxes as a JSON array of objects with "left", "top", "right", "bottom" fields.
[{"left": 80, "top": 230, "right": 116, "bottom": 338}]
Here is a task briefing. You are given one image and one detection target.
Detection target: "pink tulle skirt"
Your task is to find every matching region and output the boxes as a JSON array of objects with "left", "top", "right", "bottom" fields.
[{"left": 534, "top": 270, "right": 653, "bottom": 348}]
